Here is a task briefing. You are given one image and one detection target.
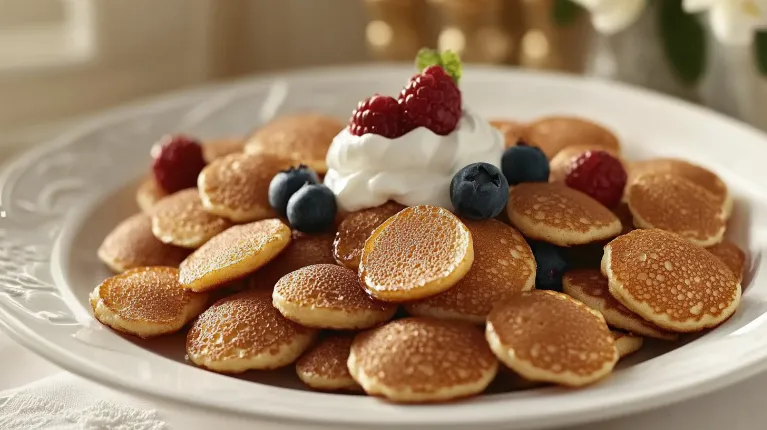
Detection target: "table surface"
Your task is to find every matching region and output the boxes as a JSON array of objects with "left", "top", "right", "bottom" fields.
[{"left": 0, "top": 134, "right": 763, "bottom": 430}]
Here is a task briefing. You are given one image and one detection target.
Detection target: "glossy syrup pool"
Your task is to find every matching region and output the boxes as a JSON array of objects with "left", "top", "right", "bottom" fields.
[{"left": 62, "top": 177, "right": 760, "bottom": 395}]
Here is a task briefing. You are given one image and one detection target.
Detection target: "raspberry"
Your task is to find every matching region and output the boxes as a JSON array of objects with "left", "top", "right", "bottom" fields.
[
  {"left": 151, "top": 135, "right": 206, "bottom": 193},
  {"left": 397, "top": 65, "right": 461, "bottom": 135},
  {"left": 349, "top": 95, "right": 408, "bottom": 138},
  {"left": 565, "top": 150, "right": 627, "bottom": 208}
]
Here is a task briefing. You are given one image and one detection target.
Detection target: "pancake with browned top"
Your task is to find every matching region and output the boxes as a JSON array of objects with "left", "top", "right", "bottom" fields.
[
  {"left": 98, "top": 213, "right": 188, "bottom": 273},
  {"left": 244, "top": 113, "right": 343, "bottom": 173},
  {"left": 359, "top": 205, "right": 474, "bottom": 302},
  {"left": 198, "top": 153, "right": 292, "bottom": 223},
  {"left": 486, "top": 290, "right": 618, "bottom": 387},
  {"left": 406, "top": 219, "right": 536, "bottom": 324},
  {"left": 706, "top": 240, "right": 746, "bottom": 283},
  {"left": 627, "top": 173, "right": 726, "bottom": 247},
  {"left": 562, "top": 269, "right": 676, "bottom": 340},
  {"left": 90, "top": 267, "right": 208, "bottom": 338},
  {"left": 602, "top": 229, "right": 741, "bottom": 332},
  {"left": 348, "top": 317, "right": 498, "bottom": 403},
  {"left": 333, "top": 201, "right": 405, "bottom": 270},
  {"left": 522, "top": 116, "right": 621, "bottom": 160},
  {"left": 179, "top": 219, "right": 291, "bottom": 292},
  {"left": 186, "top": 290, "right": 316, "bottom": 373},
  {"left": 202, "top": 137, "right": 245, "bottom": 162},
  {"left": 490, "top": 119, "right": 528, "bottom": 148},
  {"left": 249, "top": 230, "right": 336, "bottom": 290},
  {"left": 136, "top": 176, "right": 168, "bottom": 214},
  {"left": 296, "top": 334, "right": 361, "bottom": 392},
  {"left": 611, "top": 331, "right": 644, "bottom": 358},
  {"left": 150, "top": 189, "right": 231, "bottom": 249},
  {"left": 506, "top": 182, "right": 622, "bottom": 246},
  {"left": 273, "top": 264, "right": 396, "bottom": 329}
]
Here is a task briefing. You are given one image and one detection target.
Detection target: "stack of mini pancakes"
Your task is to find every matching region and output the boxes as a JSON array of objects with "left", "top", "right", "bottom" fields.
[{"left": 92, "top": 113, "right": 745, "bottom": 403}]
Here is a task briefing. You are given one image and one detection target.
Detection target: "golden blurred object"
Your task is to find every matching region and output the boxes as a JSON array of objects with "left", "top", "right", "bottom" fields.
[
  {"left": 519, "top": 0, "right": 589, "bottom": 72},
  {"left": 363, "top": 0, "right": 428, "bottom": 61},
  {"left": 429, "top": 0, "right": 516, "bottom": 64}
]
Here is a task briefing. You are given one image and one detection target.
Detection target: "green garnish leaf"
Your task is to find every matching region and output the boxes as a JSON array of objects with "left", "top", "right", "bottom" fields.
[{"left": 415, "top": 48, "right": 462, "bottom": 83}]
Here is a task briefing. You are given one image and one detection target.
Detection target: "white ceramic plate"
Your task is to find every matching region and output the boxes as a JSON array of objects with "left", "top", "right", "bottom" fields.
[{"left": 1, "top": 65, "right": 766, "bottom": 430}]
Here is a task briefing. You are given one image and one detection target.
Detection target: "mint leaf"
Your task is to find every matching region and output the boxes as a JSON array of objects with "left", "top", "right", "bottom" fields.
[
  {"left": 440, "top": 50, "right": 462, "bottom": 83},
  {"left": 415, "top": 48, "right": 442, "bottom": 72}
]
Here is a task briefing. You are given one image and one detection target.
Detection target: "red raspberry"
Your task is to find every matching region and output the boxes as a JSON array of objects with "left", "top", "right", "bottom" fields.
[
  {"left": 565, "top": 150, "right": 627, "bottom": 208},
  {"left": 151, "top": 135, "right": 206, "bottom": 193},
  {"left": 349, "top": 95, "right": 408, "bottom": 138},
  {"left": 397, "top": 65, "right": 461, "bottom": 135}
]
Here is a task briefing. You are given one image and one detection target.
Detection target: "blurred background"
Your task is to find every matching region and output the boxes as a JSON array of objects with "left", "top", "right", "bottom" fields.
[{"left": 1, "top": 0, "right": 766, "bottom": 157}]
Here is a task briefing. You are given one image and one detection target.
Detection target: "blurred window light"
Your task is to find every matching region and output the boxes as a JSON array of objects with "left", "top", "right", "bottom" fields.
[{"left": 0, "top": 0, "right": 94, "bottom": 72}]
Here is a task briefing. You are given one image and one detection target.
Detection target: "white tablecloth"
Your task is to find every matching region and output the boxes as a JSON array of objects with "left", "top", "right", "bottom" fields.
[{"left": 0, "top": 329, "right": 764, "bottom": 430}]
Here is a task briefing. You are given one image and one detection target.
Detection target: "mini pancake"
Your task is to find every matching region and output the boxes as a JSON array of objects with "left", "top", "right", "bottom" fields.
[
  {"left": 358, "top": 205, "right": 474, "bottom": 302},
  {"left": 333, "top": 201, "right": 406, "bottom": 270},
  {"left": 627, "top": 173, "right": 725, "bottom": 247},
  {"left": 136, "top": 176, "right": 168, "bottom": 214},
  {"left": 406, "top": 219, "right": 536, "bottom": 324},
  {"left": 202, "top": 137, "right": 245, "bottom": 162},
  {"left": 150, "top": 189, "right": 231, "bottom": 249},
  {"left": 707, "top": 240, "right": 746, "bottom": 282},
  {"left": 562, "top": 269, "right": 677, "bottom": 340},
  {"left": 611, "top": 331, "right": 644, "bottom": 358},
  {"left": 186, "top": 290, "right": 317, "bottom": 373},
  {"left": 249, "top": 230, "right": 336, "bottom": 290},
  {"left": 506, "top": 182, "right": 622, "bottom": 246},
  {"left": 348, "top": 317, "right": 498, "bottom": 403},
  {"left": 179, "top": 219, "right": 292, "bottom": 292},
  {"left": 486, "top": 290, "right": 618, "bottom": 387},
  {"left": 627, "top": 158, "right": 731, "bottom": 217},
  {"left": 198, "top": 153, "right": 292, "bottom": 223},
  {"left": 273, "top": 264, "right": 397, "bottom": 329},
  {"left": 244, "top": 113, "right": 343, "bottom": 173},
  {"left": 522, "top": 116, "right": 621, "bottom": 160},
  {"left": 90, "top": 267, "right": 208, "bottom": 338},
  {"left": 98, "top": 213, "right": 189, "bottom": 273},
  {"left": 603, "top": 228, "right": 741, "bottom": 332},
  {"left": 549, "top": 145, "right": 622, "bottom": 183},
  {"left": 489, "top": 119, "right": 528, "bottom": 148},
  {"left": 295, "top": 334, "right": 361, "bottom": 392}
]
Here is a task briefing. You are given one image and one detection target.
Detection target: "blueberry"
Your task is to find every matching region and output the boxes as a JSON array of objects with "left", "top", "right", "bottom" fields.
[
  {"left": 501, "top": 145, "right": 550, "bottom": 185},
  {"left": 268, "top": 165, "right": 320, "bottom": 217},
  {"left": 529, "top": 240, "right": 569, "bottom": 291},
  {"left": 287, "top": 184, "right": 337, "bottom": 233},
  {"left": 450, "top": 163, "right": 509, "bottom": 220}
]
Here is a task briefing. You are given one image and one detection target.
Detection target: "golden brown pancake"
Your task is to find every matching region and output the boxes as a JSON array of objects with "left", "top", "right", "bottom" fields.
[
  {"left": 198, "top": 153, "right": 293, "bottom": 223},
  {"left": 244, "top": 113, "right": 343, "bottom": 173},
  {"left": 179, "top": 219, "right": 292, "bottom": 292},
  {"left": 296, "top": 334, "right": 361, "bottom": 392},
  {"left": 627, "top": 173, "right": 725, "bottom": 247},
  {"left": 136, "top": 176, "right": 168, "bottom": 214},
  {"left": 90, "top": 267, "right": 208, "bottom": 338},
  {"left": 486, "top": 290, "right": 618, "bottom": 387},
  {"left": 523, "top": 116, "right": 621, "bottom": 160},
  {"left": 359, "top": 205, "right": 474, "bottom": 302},
  {"left": 273, "top": 264, "right": 397, "bottom": 329},
  {"left": 406, "top": 219, "right": 536, "bottom": 324},
  {"left": 611, "top": 331, "right": 644, "bottom": 358},
  {"left": 603, "top": 229, "right": 741, "bottom": 332},
  {"left": 506, "top": 182, "right": 622, "bottom": 246},
  {"left": 707, "top": 240, "right": 746, "bottom": 282},
  {"left": 150, "top": 189, "right": 231, "bottom": 249},
  {"left": 562, "top": 269, "right": 677, "bottom": 340},
  {"left": 627, "top": 158, "right": 730, "bottom": 216},
  {"left": 249, "top": 230, "right": 336, "bottom": 290},
  {"left": 489, "top": 119, "right": 528, "bottom": 148},
  {"left": 348, "top": 317, "right": 498, "bottom": 402},
  {"left": 202, "top": 137, "right": 245, "bottom": 163},
  {"left": 186, "top": 290, "right": 317, "bottom": 373},
  {"left": 98, "top": 213, "right": 189, "bottom": 273},
  {"left": 333, "top": 201, "right": 405, "bottom": 270}
]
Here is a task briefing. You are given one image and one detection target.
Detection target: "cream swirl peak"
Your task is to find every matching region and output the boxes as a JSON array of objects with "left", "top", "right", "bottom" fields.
[{"left": 324, "top": 108, "right": 504, "bottom": 212}]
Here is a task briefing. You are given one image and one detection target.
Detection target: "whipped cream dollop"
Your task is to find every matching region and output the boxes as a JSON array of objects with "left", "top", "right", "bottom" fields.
[{"left": 324, "top": 108, "right": 504, "bottom": 212}]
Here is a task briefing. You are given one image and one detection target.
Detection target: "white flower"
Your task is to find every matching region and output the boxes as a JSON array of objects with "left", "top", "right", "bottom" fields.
[
  {"left": 570, "top": 0, "right": 647, "bottom": 35},
  {"left": 684, "top": 0, "right": 767, "bottom": 45}
]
